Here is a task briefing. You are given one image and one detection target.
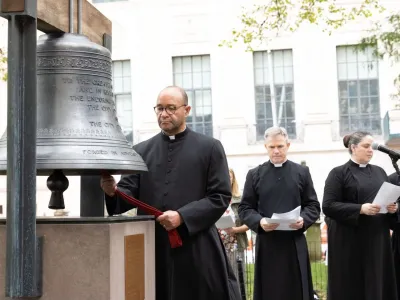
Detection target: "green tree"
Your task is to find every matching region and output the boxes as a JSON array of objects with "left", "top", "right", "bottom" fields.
[
  {"left": 359, "top": 13, "right": 400, "bottom": 101},
  {"left": 220, "top": 0, "right": 400, "bottom": 99},
  {"left": 0, "top": 20, "right": 6, "bottom": 81},
  {"left": 0, "top": 48, "right": 7, "bottom": 82}
]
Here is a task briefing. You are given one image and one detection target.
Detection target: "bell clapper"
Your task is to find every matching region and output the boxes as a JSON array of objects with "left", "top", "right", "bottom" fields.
[{"left": 47, "top": 169, "right": 69, "bottom": 210}]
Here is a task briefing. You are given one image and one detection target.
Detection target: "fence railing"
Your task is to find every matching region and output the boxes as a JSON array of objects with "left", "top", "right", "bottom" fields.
[{"left": 308, "top": 241, "right": 328, "bottom": 300}]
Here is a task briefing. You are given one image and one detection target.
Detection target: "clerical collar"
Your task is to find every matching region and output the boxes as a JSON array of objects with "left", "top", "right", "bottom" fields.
[
  {"left": 161, "top": 127, "right": 188, "bottom": 141},
  {"left": 350, "top": 158, "right": 368, "bottom": 168},
  {"left": 270, "top": 159, "right": 287, "bottom": 168}
]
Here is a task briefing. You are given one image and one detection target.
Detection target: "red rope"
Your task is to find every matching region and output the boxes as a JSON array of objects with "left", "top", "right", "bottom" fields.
[{"left": 115, "top": 189, "right": 183, "bottom": 248}]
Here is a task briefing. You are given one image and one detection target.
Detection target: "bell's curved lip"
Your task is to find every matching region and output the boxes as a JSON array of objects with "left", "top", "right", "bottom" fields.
[{"left": 0, "top": 164, "right": 149, "bottom": 176}]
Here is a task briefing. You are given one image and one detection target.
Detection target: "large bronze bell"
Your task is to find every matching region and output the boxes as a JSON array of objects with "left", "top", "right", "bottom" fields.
[{"left": 0, "top": 33, "right": 147, "bottom": 209}]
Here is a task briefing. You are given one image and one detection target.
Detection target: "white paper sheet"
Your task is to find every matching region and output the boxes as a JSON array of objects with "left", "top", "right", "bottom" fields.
[
  {"left": 271, "top": 206, "right": 301, "bottom": 220},
  {"left": 264, "top": 218, "right": 298, "bottom": 231},
  {"left": 216, "top": 210, "right": 236, "bottom": 229},
  {"left": 265, "top": 206, "right": 301, "bottom": 231},
  {"left": 372, "top": 182, "right": 400, "bottom": 213}
]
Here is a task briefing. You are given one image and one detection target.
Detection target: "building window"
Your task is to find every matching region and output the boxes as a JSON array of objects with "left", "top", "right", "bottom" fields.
[
  {"left": 172, "top": 55, "right": 213, "bottom": 137},
  {"left": 253, "top": 50, "right": 296, "bottom": 141},
  {"left": 113, "top": 60, "right": 133, "bottom": 144},
  {"left": 337, "top": 45, "right": 381, "bottom": 135}
]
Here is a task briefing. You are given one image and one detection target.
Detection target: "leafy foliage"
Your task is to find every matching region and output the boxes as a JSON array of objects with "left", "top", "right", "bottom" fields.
[
  {"left": 219, "top": 0, "right": 384, "bottom": 50},
  {"left": 0, "top": 20, "right": 6, "bottom": 82},
  {"left": 0, "top": 48, "right": 7, "bottom": 82},
  {"left": 357, "top": 13, "right": 400, "bottom": 100},
  {"left": 219, "top": 0, "right": 399, "bottom": 100}
]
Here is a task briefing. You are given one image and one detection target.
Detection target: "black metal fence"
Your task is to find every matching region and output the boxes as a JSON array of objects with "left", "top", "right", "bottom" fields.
[
  {"left": 226, "top": 234, "right": 328, "bottom": 300},
  {"left": 309, "top": 241, "right": 328, "bottom": 300}
]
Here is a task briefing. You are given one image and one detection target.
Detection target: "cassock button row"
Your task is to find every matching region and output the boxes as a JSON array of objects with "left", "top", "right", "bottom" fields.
[
  {"left": 165, "top": 181, "right": 169, "bottom": 184},
  {"left": 167, "top": 169, "right": 171, "bottom": 173},
  {"left": 164, "top": 192, "right": 168, "bottom": 196},
  {"left": 168, "top": 158, "right": 172, "bottom": 162},
  {"left": 169, "top": 148, "right": 172, "bottom": 152}
]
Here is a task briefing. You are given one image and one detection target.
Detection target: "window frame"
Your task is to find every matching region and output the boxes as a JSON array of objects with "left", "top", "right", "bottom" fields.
[
  {"left": 336, "top": 45, "right": 381, "bottom": 136},
  {"left": 112, "top": 60, "right": 134, "bottom": 144},
  {"left": 253, "top": 49, "right": 296, "bottom": 141},
  {"left": 172, "top": 55, "right": 213, "bottom": 137}
]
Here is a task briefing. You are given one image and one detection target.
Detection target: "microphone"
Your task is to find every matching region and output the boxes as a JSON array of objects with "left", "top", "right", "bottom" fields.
[{"left": 372, "top": 142, "right": 400, "bottom": 159}]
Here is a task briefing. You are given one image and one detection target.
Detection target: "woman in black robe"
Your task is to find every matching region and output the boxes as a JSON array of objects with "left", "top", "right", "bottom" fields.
[
  {"left": 388, "top": 172, "right": 400, "bottom": 300},
  {"left": 322, "top": 131, "right": 399, "bottom": 300}
]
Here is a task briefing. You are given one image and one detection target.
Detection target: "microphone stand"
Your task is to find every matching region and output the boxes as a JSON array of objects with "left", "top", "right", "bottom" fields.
[{"left": 390, "top": 154, "right": 400, "bottom": 176}]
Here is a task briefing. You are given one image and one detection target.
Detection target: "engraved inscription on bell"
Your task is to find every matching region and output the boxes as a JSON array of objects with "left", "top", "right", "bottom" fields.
[
  {"left": 37, "top": 66, "right": 120, "bottom": 140},
  {"left": 0, "top": 33, "right": 147, "bottom": 176}
]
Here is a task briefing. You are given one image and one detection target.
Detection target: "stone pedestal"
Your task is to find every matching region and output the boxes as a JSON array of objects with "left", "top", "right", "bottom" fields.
[{"left": 0, "top": 216, "right": 155, "bottom": 300}]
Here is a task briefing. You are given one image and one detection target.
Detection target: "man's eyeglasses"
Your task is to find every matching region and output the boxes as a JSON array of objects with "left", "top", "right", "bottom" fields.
[{"left": 154, "top": 105, "right": 187, "bottom": 115}]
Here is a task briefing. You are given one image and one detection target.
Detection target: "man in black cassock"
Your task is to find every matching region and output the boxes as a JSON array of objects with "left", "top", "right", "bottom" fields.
[
  {"left": 100, "top": 86, "right": 241, "bottom": 300},
  {"left": 388, "top": 172, "right": 400, "bottom": 300},
  {"left": 238, "top": 126, "right": 321, "bottom": 300}
]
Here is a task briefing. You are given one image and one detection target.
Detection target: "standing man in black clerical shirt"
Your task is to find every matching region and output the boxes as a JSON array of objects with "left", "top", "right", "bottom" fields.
[
  {"left": 100, "top": 86, "right": 241, "bottom": 300},
  {"left": 238, "top": 126, "right": 321, "bottom": 300}
]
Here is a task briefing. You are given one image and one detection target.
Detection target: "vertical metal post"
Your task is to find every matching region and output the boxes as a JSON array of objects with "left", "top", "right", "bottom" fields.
[
  {"left": 5, "top": 12, "right": 39, "bottom": 298},
  {"left": 77, "top": 0, "right": 82, "bottom": 34},
  {"left": 236, "top": 257, "right": 246, "bottom": 300},
  {"left": 69, "top": 0, "right": 74, "bottom": 33},
  {"left": 80, "top": 175, "right": 105, "bottom": 217},
  {"left": 80, "top": 34, "right": 112, "bottom": 218}
]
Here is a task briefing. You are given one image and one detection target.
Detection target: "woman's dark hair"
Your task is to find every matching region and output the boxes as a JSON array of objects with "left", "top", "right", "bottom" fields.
[{"left": 343, "top": 131, "right": 372, "bottom": 154}]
